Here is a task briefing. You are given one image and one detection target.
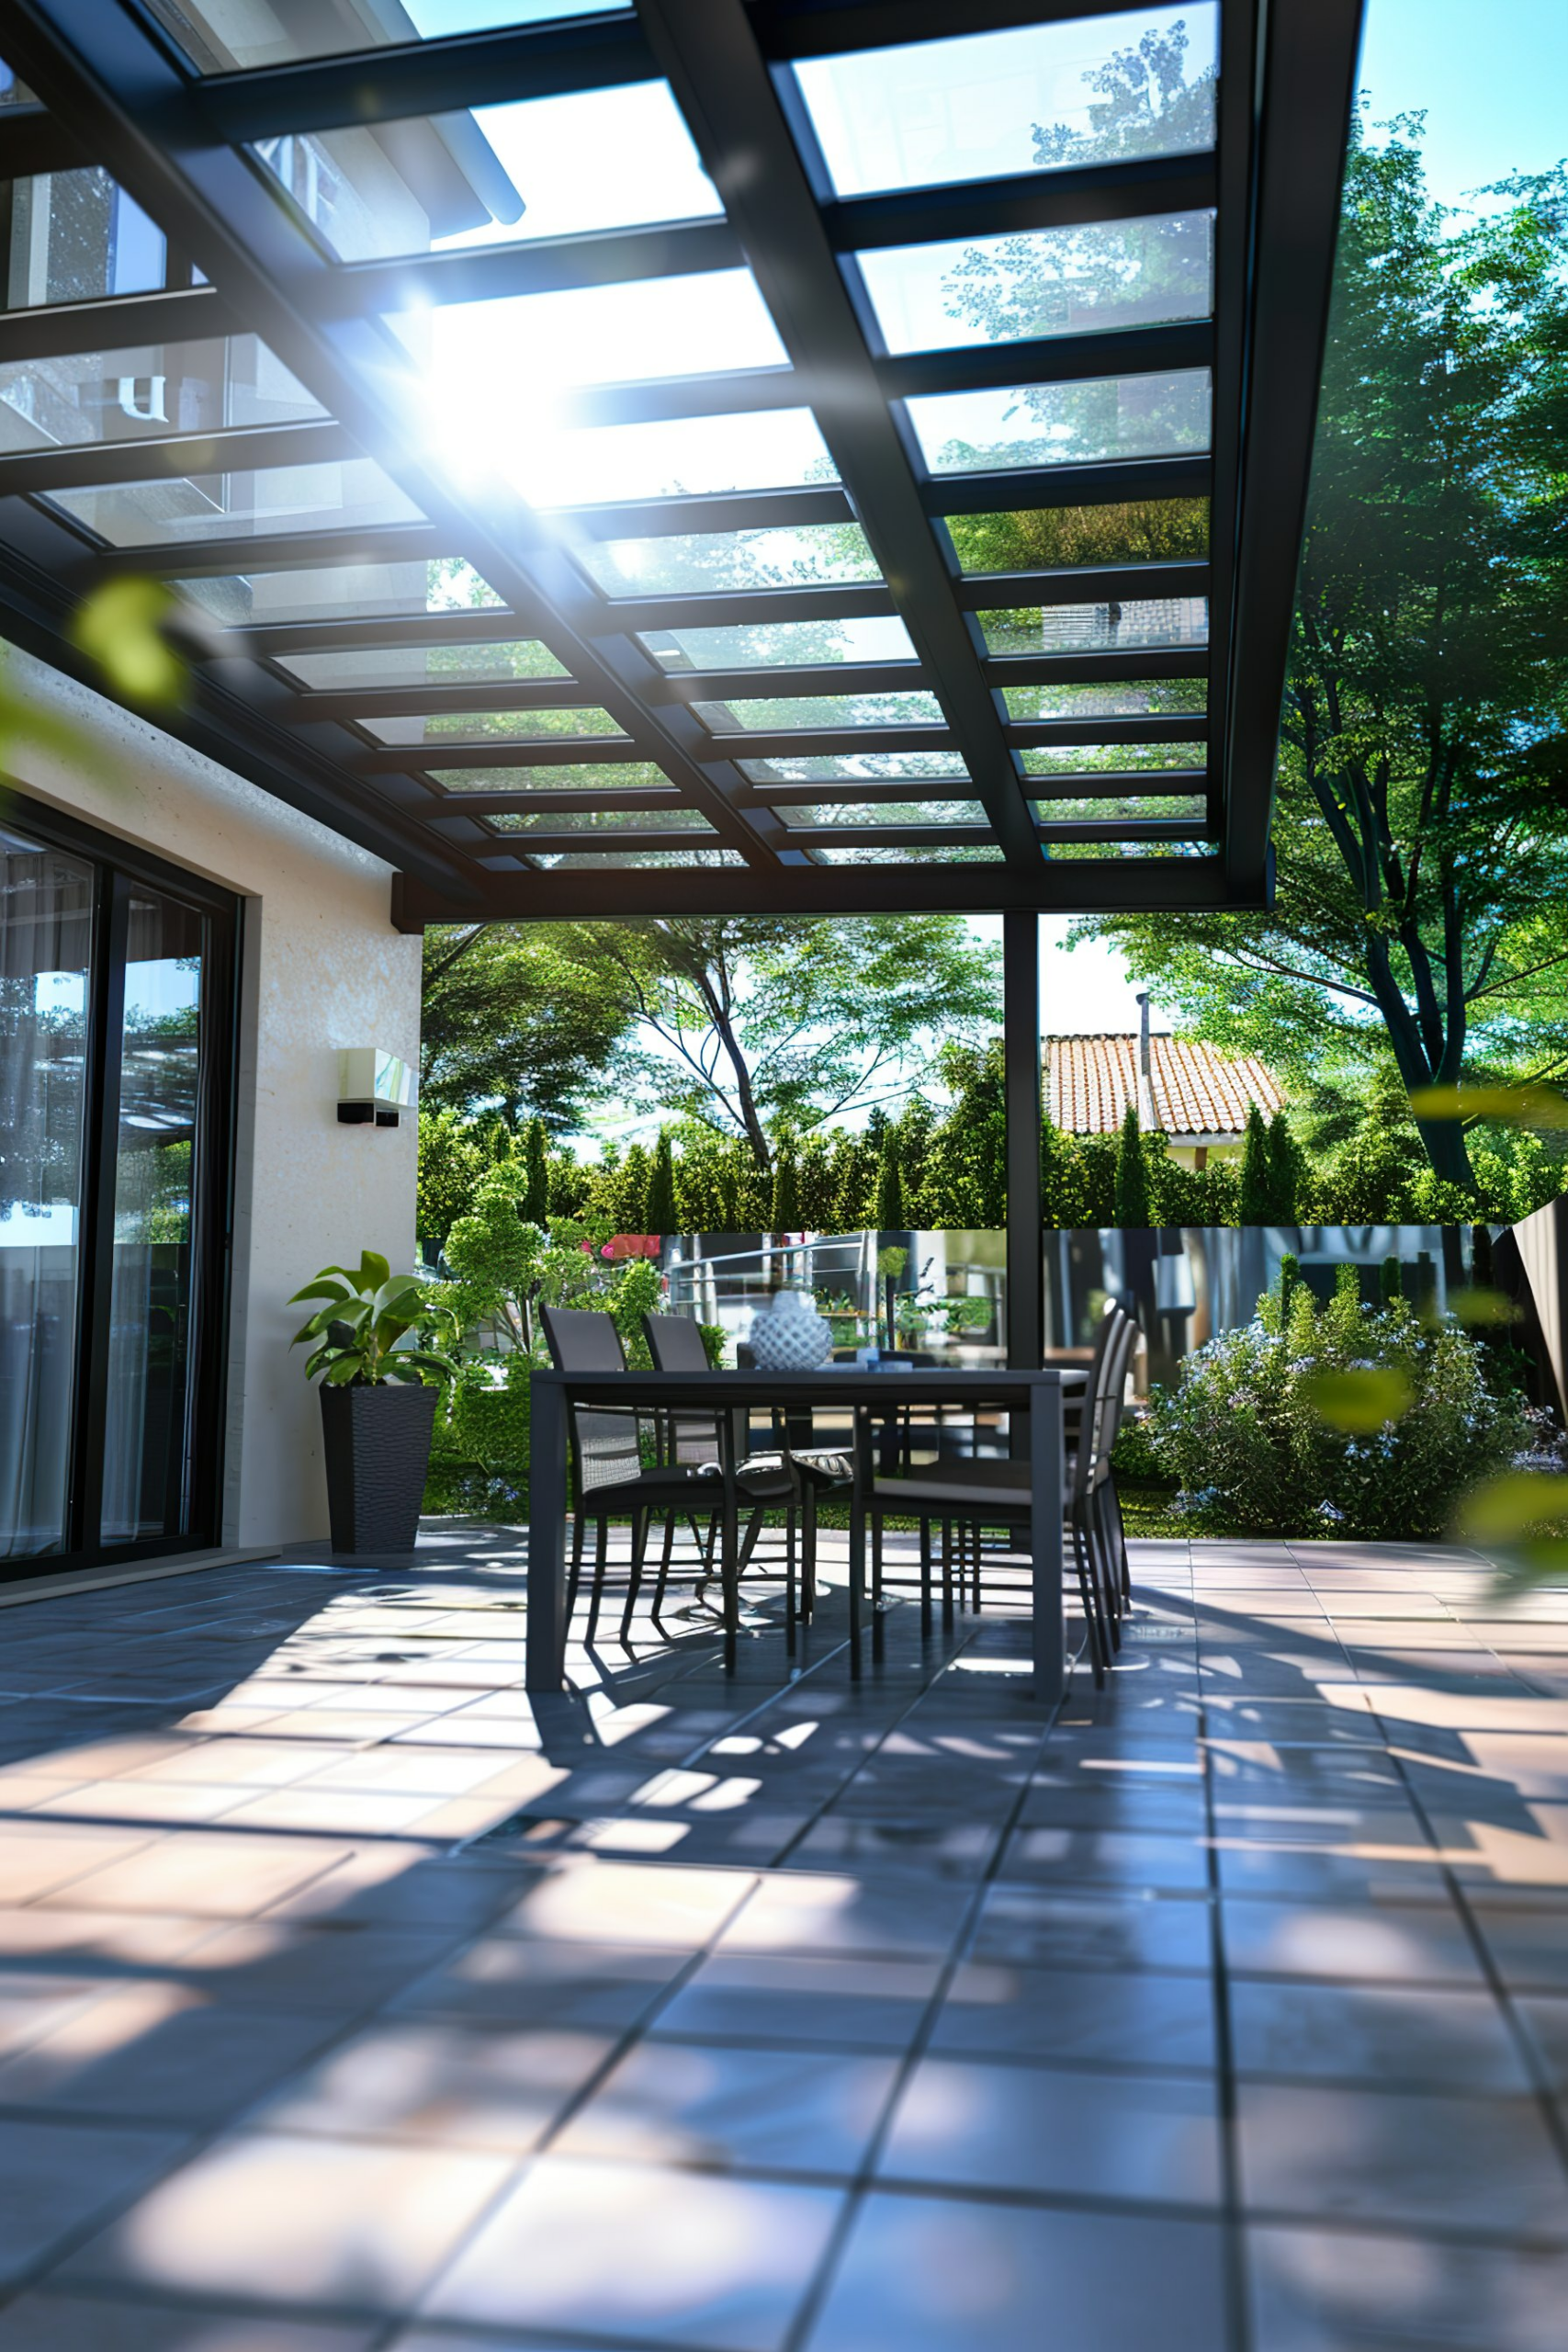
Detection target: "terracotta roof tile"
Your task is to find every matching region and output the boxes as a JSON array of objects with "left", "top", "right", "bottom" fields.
[{"left": 1045, "top": 1035, "right": 1284, "bottom": 1140}]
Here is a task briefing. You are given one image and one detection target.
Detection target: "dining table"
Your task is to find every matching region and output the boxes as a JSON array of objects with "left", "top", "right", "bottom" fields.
[{"left": 526, "top": 1365, "right": 1086, "bottom": 1700}]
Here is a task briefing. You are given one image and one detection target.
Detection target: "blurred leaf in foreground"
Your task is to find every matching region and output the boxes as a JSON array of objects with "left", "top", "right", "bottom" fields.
[
  {"left": 1444, "top": 1287, "right": 1522, "bottom": 1327},
  {"left": 1303, "top": 1367, "right": 1416, "bottom": 1432},
  {"left": 1410, "top": 1084, "right": 1568, "bottom": 1130},
  {"left": 1456, "top": 1470, "right": 1568, "bottom": 1592},
  {"left": 68, "top": 577, "right": 186, "bottom": 708}
]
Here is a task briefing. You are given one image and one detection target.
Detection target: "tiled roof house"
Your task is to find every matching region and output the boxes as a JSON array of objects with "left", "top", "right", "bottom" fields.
[{"left": 1046, "top": 1030, "right": 1285, "bottom": 1168}]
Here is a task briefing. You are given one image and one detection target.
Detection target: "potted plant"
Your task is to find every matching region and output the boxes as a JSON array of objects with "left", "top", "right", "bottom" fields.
[{"left": 289, "top": 1250, "right": 457, "bottom": 1555}]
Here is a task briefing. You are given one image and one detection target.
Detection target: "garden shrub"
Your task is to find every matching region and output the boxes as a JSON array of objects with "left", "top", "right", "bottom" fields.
[{"left": 1147, "top": 1276, "right": 1532, "bottom": 1537}]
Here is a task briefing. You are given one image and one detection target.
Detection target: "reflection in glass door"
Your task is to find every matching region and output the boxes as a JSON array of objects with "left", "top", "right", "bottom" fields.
[
  {"left": 0, "top": 828, "right": 93, "bottom": 1558},
  {"left": 0, "top": 800, "right": 235, "bottom": 1575},
  {"left": 102, "top": 892, "right": 206, "bottom": 1544}
]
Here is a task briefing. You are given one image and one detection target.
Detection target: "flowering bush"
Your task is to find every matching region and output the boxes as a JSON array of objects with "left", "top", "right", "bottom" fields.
[{"left": 1147, "top": 1274, "right": 1533, "bottom": 1537}]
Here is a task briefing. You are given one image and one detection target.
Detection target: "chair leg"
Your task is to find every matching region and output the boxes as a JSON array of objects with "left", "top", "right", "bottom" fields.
[
  {"left": 802, "top": 1484, "right": 817, "bottom": 1621},
  {"left": 565, "top": 1511, "right": 585, "bottom": 1633},
  {"left": 586, "top": 1517, "right": 608, "bottom": 1642},
  {"left": 784, "top": 1508, "right": 797, "bottom": 1656},
  {"left": 971, "top": 1522, "right": 982, "bottom": 1613},
  {"left": 919, "top": 1517, "right": 932, "bottom": 1632},
  {"left": 1069, "top": 1517, "right": 1107, "bottom": 1686},
  {"left": 872, "top": 1510, "right": 884, "bottom": 1612},
  {"left": 621, "top": 1508, "right": 650, "bottom": 1645},
  {"left": 941, "top": 1521, "right": 954, "bottom": 1626},
  {"left": 651, "top": 1509, "right": 678, "bottom": 1623}
]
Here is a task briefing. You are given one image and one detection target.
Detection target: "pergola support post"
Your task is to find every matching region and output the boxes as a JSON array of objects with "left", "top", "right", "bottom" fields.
[{"left": 1004, "top": 910, "right": 1043, "bottom": 1372}]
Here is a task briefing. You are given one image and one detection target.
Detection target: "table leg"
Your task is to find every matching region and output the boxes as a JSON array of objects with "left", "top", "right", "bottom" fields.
[
  {"left": 1030, "top": 1377, "right": 1066, "bottom": 1702},
  {"left": 720, "top": 1405, "right": 739, "bottom": 1674},
  {"left": 526, "top": 1375, "right": 569, "bottom": 1692},
  {"left": 848, "top": 1405, "right": 869, "bottom": 1680}
]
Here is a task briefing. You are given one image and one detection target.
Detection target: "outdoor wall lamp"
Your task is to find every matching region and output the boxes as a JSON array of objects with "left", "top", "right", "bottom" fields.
[{"left": 337, "top": 1047, "right": 416, "bottom": 1128}]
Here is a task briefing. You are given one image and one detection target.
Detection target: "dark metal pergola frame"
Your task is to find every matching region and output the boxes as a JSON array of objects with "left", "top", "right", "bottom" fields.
[{"left": 0, "top": 0, "right": 1360, "bottom": 923}]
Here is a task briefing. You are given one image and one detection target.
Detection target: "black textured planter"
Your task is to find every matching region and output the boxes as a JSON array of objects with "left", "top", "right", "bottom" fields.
[{"left": 319, "top": 1381, "right": 437, "bottom": 1555}]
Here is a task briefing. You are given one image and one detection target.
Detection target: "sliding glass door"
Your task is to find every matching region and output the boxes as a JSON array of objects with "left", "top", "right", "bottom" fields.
[{"left": 0, "top": 797, "right": 236, "bottom": 1575}]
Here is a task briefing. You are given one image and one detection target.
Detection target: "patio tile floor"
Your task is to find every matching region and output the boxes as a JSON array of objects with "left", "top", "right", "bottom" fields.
[{"left": 0, "top": 1526, "right": 1562, "bottom": 2347}]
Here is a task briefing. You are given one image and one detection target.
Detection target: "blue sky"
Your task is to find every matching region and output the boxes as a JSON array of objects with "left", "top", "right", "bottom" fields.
[{"left": 1046, "top": 0, "right": 1568, "bottom": 1034}]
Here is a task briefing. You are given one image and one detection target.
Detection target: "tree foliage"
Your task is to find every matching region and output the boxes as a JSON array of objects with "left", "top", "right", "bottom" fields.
[{"left": 1073, "top": 120, "right": 1568, "bottom": 1192}]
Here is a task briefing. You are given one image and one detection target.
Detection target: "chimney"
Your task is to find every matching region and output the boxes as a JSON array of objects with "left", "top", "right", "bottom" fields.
[{"left": 1134, "top": 991, "right": 1157, "bottom": 1129}]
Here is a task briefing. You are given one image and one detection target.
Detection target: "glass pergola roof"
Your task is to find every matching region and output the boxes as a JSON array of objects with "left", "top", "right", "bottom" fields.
[{"left": 0, "top": 0, "right": 1363, "bottom": 920}]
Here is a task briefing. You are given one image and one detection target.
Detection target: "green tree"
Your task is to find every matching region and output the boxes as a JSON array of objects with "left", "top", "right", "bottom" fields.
[
  {"left": 1239, "top": 1104, "right": 1273, "bottom": 1225},
  {"left": 421, "top": 923, "right": 632, "bottom": 1127},
  {"left": 1071, "top": 124, "right": 1568, "bottom": 1193},
  {"left": 645, "top": 1131, "right": 677, "bottom": 1235},
  {"left": 874, "top": 1131, "right": 906, "bottom": 1231},
  {"left": 557, "top": 916, "right": 1000, "bottom": 1172},
  {"left": 521, "top": 1115, "right": 549, "bottom": 1225},
  {"left": 1267, "top": 1110, "right": 1307, "bottom": 1225},
  {"left": 1114, "top": 1103, "right": 1152, "bottom": 1227},
  {"left": 770, "top": 1131, "right": 801, "bottom": 1231}
]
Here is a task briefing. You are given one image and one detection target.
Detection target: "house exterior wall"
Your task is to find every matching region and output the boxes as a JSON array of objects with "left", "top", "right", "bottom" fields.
[{"left": 0, "top": 647, "right": 423, "bottom": 1549}]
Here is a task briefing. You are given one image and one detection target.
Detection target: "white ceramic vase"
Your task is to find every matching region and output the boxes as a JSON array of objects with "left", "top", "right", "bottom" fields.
[{"left": 747, "top": 1287, "right": 833, "bottom": 1370}]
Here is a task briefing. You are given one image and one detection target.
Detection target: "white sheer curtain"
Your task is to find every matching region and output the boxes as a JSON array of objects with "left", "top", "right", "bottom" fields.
[{"left": 0, "top": 827, "right": 93, "bottom": 1557}]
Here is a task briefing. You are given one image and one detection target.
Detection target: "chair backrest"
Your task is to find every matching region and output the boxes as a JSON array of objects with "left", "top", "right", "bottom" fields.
[
  {"left": 643, "top": 1311, "right": 711, "bottom": 1372},
  {"left": 1072, "top": 1305, "right": 1132, "bottom": 1503},
  {"left": 539, "top": 1303, "right": 641, "bottom": 1496},
  {"left": 1096, "top": 1312, "right": 1139, "bottom": 1481}
]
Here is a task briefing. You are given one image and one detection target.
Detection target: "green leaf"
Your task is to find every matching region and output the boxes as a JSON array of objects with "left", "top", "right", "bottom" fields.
[
  {"left": 1456, "top": 1472, "right": 1568, "bottom": 1545},
  {"left": 1302, "top": 1368, "right": 1416, "bottom": 1433},
  {"left": 68, "top": 576, "right": 186, "bottom": 709},
  {"left": 1410, "top": 1084, "right": 1568, "bottom": 1129},
  {"left": 1445, "top": 1288, "right": 1521, "bottom": 1328},
  {"left": 322, "top": 1355, "right": 365, "bottom": 1385},
  {"left": 358, "top": 1250, "right": 392, "bottom": 1290},
  {"left": 288, "top": 1279, "right": 352, "bottom": 1307}
]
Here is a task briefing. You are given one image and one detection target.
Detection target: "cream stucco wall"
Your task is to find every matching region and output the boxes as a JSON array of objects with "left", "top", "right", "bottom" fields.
[{"left": 1, "top": 647, "right": 423, "bottom": 1548}]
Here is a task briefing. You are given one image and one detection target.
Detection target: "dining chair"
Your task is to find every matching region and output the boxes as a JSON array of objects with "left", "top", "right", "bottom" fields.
[
  {"left": 866, "top": 1306, "right": 1136, "bottom": 1683},
  {"left": 642, "top": 1310, "right": 852, "bottom": 1623},
  {"left": 540, "top": 1303, "right": 796, "bottom": 1645}
]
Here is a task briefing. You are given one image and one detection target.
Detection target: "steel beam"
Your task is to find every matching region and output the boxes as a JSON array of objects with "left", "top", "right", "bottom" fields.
[{"left": 1003, "top": 909, "right": 1043, "bottom": 1371}]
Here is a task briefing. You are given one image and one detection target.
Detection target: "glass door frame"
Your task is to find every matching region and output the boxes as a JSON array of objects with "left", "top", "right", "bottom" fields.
[{"left": 3, "top": 789, "right": 239, "bottom": 1581}]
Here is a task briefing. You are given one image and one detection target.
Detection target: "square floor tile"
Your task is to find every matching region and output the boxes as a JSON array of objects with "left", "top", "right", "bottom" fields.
[
  {"left": 654, "top": 1953, "right": 941, "bottom": 2051},
  {"left": 879, "top": 2056, "right": 1222, "bottom": 2206},
  {"left": 557, "top": 2041, "right": 896, "bottom": 2176},
  {"left": 970, "top": 1885, "right": 1213, "bottom": 1973},
  {"left": 1247, "top": 2222, "right": 1568, "bottom": 2351},
  {"left": 996, "top": 1824, "right": 1210, "bottom": 1892},
  {"left": 1470, "top": 1895, "right": 1568, "bottom": 1990},
  {"left": 1517, "top": 1996, "right": 1568, "bottom": 2091},
  {"left": 180, "top": 1921, "right": 466, "bottom": 2013},
  {"left": 1229, "top": 1980, "right": 1529, "bottom": 2091},
  {"left": 806, "top": 2191, "right": 1228, "bottom": 2352},
  {"left": 0, "top": 2296, "right": 379, "bottom": 2351},
  {"left": 495, "top": 1860, "right": 756, "bottom": 1950},
  {"left": 247, "top": 2022, "right": 615, "bottom": 2150},
  {"left": 423, "top": 2154, "right": 840, "bottom": 2350},
  {"left": 1237, "top": 2081, "right": 1568, "bottom": 2236},
  {"left": 716, "top": 1873, "right": 971, "bottom": 1961},
  {"left": 388, "top": 1937, "right": 688, "bottom": 2030},
  {"left": 61, "top": 2131, "right": 513, "bottom": 2312},
  {"left": 1221, "top": 1898, "right": 1484, "bottom": 1985},
  {"left": 48, "top": 1834, "right": 348, "bottom": 1918},
  {"left": 0, "top": 1985, "right": 342, "bottom": 2124},
  {"left": 931, "top": 1961, "right": 1216, "bottom": 2070},
  {"left": 0, "top": 2117, "right": 187, "bottom": 2288}
]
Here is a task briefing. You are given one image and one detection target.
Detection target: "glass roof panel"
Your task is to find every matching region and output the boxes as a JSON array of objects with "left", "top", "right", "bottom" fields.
[
  {"left": 641, "top": 616, "right": 917, "bottom": 673},
  {"left": 0, "top": 170, "right": 168, "bottom": 309},
  {"left": 274, "top": 639, "right": 566, "bottom": 689},
  {"left": 487, "top": 807, "right": 715, "bottom": 832},
  {"left": 740, "top": 752, "right": 968, "bottom": 785},
  {"left": 945, "top": 499, "right": 1208, "bottom": 574},
  {"left": 360, "top": 707, "right": 626, "bottom": 744},
  {"left": 175, "top": 557, "right": 502, "bottom": 628},
  {"left": 810, "top": 845, "right": 1005, "bottom": 864},
  {"left": 0, "top": 335, "right": 322, "bottom": 453},
  {"left": 1021, "top": 741, "right": 1205, "bottom": 773},
  {"left": 857, "top": 214, "right": 1213, "bottom": 356},
  {"left": 386, "top": 273, "right": 787, "bottom": 417},
  {"left": 431, "top": 760, "right": 671, "bottom": 792},
  {"left": 1002, "top": 681, "right": 1207, "bottom": 721},
  {"left": 515, "top": 410, "right": 834, "bottom": 509},
  {"left": 795, "top": 6, "right": 1218, "bottom": 198},
  {"left": 908, "top": 371, "right": 1212, "bottom": 475},
  {"left": 580, "top": 524, "right": 879, "bottom": 598},
  {"left": 777, "top": 799, "right": 987, "bottom": 828},
  {"left": 47, "top": 458, "right": 424, "bottom": 548},
  {"left": 530, "top": 848, "right": 747, "bottom": 867},
  {"left": 252, "top": 83, "right": 718, "bottom": 264},
  {"left": 1036, "top": 796, "right": 1206, "bottom": 822},
  {"left": 144, "top": 1, "right": 628, "bottom": 74},
  {"left": 693, "top": 692, "right": 944, "bottom": 733},
  {"left": 1047, "top": 839, "right": 1213, "bottom": 859},
  {"left": 977, "top": 599, "right": 1207, "bottom": 655}
]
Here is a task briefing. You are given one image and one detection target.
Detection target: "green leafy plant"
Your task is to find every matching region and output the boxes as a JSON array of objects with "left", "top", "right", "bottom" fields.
[
  {"left": 1146, "top": 1274, "right": 1531, "bottom": 1538},
  {"left": 289, "top": 1251, "right": 457, "bottom": 1387}
]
